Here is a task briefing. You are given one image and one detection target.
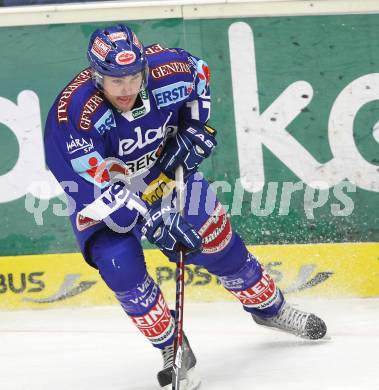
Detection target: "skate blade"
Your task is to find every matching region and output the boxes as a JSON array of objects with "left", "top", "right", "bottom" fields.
[
  {"left": 255, "top": 321, "right": 330, "bottom": 341},
  {"left": 163, "top": 368, "right": 201, "bottom": 390}
]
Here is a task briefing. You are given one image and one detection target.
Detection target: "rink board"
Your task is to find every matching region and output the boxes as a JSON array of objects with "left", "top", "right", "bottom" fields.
[{"left": 0, "top": 242, "right": 378, "bottom": 310}]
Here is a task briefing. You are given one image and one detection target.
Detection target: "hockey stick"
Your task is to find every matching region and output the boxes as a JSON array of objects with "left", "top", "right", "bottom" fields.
[{"left": 172, "top": 165, "right": 186, "bottom": 390}]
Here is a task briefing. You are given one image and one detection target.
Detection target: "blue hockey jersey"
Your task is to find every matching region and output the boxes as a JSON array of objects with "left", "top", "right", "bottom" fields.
[{"left": 44, "top": 44, "right": 211, "bottom": 263}]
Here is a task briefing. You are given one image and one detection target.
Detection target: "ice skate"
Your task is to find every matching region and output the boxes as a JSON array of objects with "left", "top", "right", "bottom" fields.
[
  {"left": 252, "top": 301, "right": 327, "bottom": 340},
  {"left": 158, "top": 334, "right": 201, "bottom": 389}
]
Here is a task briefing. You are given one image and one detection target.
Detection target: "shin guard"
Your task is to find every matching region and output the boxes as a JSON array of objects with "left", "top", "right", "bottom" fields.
[
  {"left": 219, "top": 253, "right": 284, "bottom": 318},
  {"left": 115, "top": 273, "right": 175, "bottom": 349}
]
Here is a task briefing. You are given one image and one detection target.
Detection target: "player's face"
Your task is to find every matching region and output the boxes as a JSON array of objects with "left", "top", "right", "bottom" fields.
[{"left": 103, "top": 73, "right": 143, "bottom": 112}]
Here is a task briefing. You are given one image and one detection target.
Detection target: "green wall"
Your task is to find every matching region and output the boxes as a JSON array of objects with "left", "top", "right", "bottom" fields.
[{"left": 0, "top": 14, "right": 378, "bottom": 255}]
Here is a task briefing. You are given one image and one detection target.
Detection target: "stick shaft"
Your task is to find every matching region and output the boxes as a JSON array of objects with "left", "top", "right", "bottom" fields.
[{"left": 172, "top": 165, "right": 185, "bottom": 390}]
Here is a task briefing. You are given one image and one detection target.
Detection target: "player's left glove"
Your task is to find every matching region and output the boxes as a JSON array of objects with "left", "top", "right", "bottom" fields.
[
  {"left": 141, "top": 204, "right": 202, "bottom": 258},
  {"left": 159, "top": 121, "right": 217, "bottom": 178}
]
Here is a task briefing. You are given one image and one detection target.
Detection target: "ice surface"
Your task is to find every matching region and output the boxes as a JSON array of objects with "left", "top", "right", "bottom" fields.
[{"left": 1, "top": 298, "right": 378, "bottom": 390}]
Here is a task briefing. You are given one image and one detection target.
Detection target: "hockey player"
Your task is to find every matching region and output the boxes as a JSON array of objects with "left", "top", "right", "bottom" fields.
[{"left": 44, "top": 24, "right": 327, "bottom": 389}]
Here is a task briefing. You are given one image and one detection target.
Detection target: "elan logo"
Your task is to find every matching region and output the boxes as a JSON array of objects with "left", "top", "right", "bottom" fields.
[
  {"left": 118, "top": 113, "right": 172, "bottom": 156},
  {"left": 119, "top": 126, "right": 164, "bottom": 156}
]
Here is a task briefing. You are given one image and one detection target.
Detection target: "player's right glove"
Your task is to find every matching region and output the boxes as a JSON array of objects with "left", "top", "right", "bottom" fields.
[
  {"left": 159, "top": 121, "right": 217, "bottom": 178},
  {"left": 141, "top": 204, "right": 202, "bottom": 258}
]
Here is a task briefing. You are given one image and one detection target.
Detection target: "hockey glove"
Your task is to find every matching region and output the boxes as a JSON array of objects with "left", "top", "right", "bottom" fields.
[
  {"left": 159, "top": 121, "right": 217, "bottom": 178},
  {"left": 141, "top": 204, "right": 202, "bottom": 258}
]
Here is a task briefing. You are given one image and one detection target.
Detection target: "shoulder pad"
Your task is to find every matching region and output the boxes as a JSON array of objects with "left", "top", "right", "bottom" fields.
[
  {"left": 55, "top": 68, "right": 110, "bottom": 135},
  {"left": 146, "top": 45, "right": 195, "bottom": 109},
  {"left": 145, "top": 43, "right": 179, "bottom": 57},
  {"left": 149, "top": 56, "right": 192, "bottom": 82},
  {"left": 56, "top": 68, "right": 93, "bottom": 124},
  {"left": 77, "top": 90, "right": 108, "bottom": 132}
]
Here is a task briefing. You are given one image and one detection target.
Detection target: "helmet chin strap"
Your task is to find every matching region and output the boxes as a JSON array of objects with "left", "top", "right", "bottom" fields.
[{"left": 91, "top": 69, "right": 105, "bottom": 91}]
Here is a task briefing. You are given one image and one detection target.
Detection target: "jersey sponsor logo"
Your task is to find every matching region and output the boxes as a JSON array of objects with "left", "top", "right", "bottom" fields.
[
  {"left": 219, "top": 277, "right": 246, "bottom": 290},
  {"left": 130, "top": 281, "right": 159, "bottom": 309},
  {"left": 198, "top": 202, "right": 232, "bottom": 253},
  {"left": 91, "top": 37, "right": 111, "bottom": 61},
  {"left": 94, "top": 109, "right": 116, "bottom": 135},
  {"left": 116, "top": 274, "right": 158, "bottom": 314},
  {"left": 142, "top": 172, "right": 175, "bottom": 205},
  {"left": 97, "top": 182, "right": 146, "bottom": 218},
  {"left": 230, "top": 270, "right": 278, "bottom": 309},
  {"left": 132, "top": 106, "right": 146, "bottom": 119},
  {"left": 107, "top": 160, "right": 130, "bottom": 177},
  {"left": 129, "top": 292, "right": 175, "bottom": 345},
  {"left": 122, "top": 88, "right": 150, "bottom": 121},
  {"left": 66, "top": 135, "right": 94, "bottom": 155},
  {"left": 57, "top": 69, "right": 92, "bottom": 122},
  {"left": 108, "top": 32, "right": 127, "bottom": 42},
  {"left": 79, "top": 92, "right": 104, "bottom": 130},
  {"left": 115, "top": 50, "right": 136, "bottom": 65},
  {"left": 124, "top": 147, "right": 162, "bottom": 175},
  {"left": 118, "top": 125, "right": 166, "bottom": 156},
  {"left": 189, "top": 57, "right": 210, "bottom": 95},
  {"left": 145, "top": 43, "right": 178, "bottom": 56},
  {"left": 150, "top": 61, "right": 191, "bottom": 79},
  {"left": 145, "top": 43, "right": 166, "bottom": 55},
  {"left": 218, "top": 253, "right": 259, "bottom": 290},
  {"left": 70, "top": 151, "right": 110, "bottom": 188},
  {"left": 76, "top": 213, "right": 101, "bottom": 231},
  {"left": 152, "top": 81, "right": 193, "bottom": 107},
  {"left": 128, "top": 287, "right": 160, "bottom": 310},
  {"left": 140, "top": 88, "right": 148, "bottom": 100},
  {"left": 136, "top": 274, "right": 154, "bottom": 294}
]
